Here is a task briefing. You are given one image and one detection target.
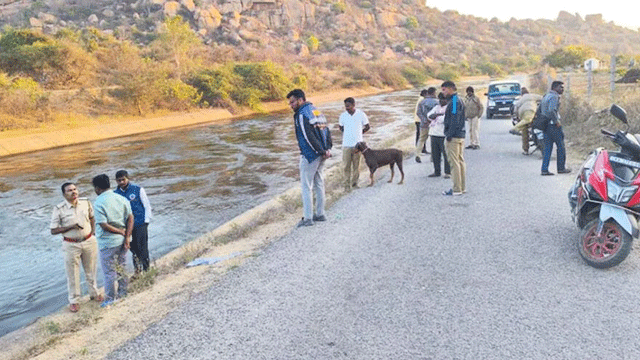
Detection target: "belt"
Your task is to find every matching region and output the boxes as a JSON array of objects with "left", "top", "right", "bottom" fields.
[{"left": 63, "top": 234, "right": 92, "bottom": 243}]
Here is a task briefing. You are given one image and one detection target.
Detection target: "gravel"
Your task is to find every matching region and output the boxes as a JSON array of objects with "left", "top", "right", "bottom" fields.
[{"left": 107, "top": 119, "right": 640, "bottom": 360}]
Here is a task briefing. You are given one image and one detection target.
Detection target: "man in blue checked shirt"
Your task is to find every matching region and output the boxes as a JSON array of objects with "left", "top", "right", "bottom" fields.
[{"left": 540, "top": 81, "right": 571, "bottom": 176}]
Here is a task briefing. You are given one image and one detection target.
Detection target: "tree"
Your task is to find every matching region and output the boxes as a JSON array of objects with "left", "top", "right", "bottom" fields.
[
  {"left": 150, "top": 16, "right": 203, "bottom": 79},
  {"left": 544, "top": 45, "right": 595, "bottom": 69}
]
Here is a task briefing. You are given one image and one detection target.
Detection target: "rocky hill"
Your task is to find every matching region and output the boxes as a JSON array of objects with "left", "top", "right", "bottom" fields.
[{"left": 1, "top": 0, "right": 639, "bottom": 68}]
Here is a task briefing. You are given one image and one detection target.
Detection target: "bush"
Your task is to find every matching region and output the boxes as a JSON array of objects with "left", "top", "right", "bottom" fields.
[
  {"left": 401, "top": 64, "right": 429, "bottom": 87},
  {"left": 307, "top": 36, "right": 319, "bottom": 53},
  {"left": 159, "top": 79, "right": 201, "bottom": 111},
  {"left": 405, "top": 16, "right": 418, "bottom": 29},
  {"left": 232, "top": 61, "right": 293, "bottom": 102},
  {"left": 188, "top": 65, "right": 239, "bottom": 108},
  {"left": 435, "top": 68, "right": 460, "bottom": 81},
  {"left": 544, "top": 45, "right": 595, "bottom": 69},
  {"left": 331, "top": 2, "right": 346, "bottom": 13}
]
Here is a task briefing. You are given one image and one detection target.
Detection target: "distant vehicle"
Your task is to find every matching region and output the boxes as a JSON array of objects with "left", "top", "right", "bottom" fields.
[{"left": 485, "top": 81, "right": 521, "bottom": 119}]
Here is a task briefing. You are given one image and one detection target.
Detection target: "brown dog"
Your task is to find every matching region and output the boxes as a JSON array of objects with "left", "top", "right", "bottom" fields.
[{"left": 354, "top": 141, "right": 404, "bottom": 186}]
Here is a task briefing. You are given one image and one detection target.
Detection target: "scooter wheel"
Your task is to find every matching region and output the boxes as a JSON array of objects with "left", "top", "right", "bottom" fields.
[{"left": 578, "top": 219, "right": 633, "bottom": 269}]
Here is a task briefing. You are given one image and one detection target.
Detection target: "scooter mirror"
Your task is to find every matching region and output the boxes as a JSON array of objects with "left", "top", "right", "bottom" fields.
[{"left": 610, "top": 104, "right": 628, "bottom": 124}]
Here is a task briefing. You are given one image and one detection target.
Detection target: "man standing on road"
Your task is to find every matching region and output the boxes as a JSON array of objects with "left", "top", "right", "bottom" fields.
[
  {"left": 339, "top": 97, "right": 370, "bottom": 191},
  {"left": 50, "top": 182, "right": 103, "bottom": 313},
  {"left": 511, "top": 87, "right": 542, "bottom": 155},
  {"left": 442, "top": 81, "right": 466, "bottom": 196},
  {"left": 413, "top": 89, "right": 428, "bottom": 155},
  {"left": 463, "top": 86, "right": 483, "bottom": 150},
  {"left": 287, "top": 89, "right": 332, "bottom": 227},
  {"left": 415, "top": 87, "right": 438, "bottom": 163},
  {"left": 540, "top": 81, "right": 571, "bottom": 176},
  {"left": 92, "top": 174, "right": 133, "bottom": 307},
  {"left": 114, "top": 170, "right": 152, "bottom": 275}
]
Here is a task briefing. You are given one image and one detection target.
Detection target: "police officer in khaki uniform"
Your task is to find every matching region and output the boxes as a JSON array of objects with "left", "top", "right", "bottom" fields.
[{"left": 50, "top": 182, "right": 103, "bottom": 312}]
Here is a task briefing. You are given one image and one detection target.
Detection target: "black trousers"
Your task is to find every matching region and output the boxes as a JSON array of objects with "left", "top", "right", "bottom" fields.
[
  {"left": 431, "top": 136, "right": 450, "bottom": 175},
  {"left": 131, "top": 223, "right": 150, "bottom": 271}
]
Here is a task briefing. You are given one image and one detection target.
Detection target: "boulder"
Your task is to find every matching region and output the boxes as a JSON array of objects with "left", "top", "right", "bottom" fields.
[
  {"left": 38, "top": 12, "right": 58, "bottom": 24},
  {"left": 88, "top": 14, "right": 99, "bottom": 24},
  {"left": 164, "top": 1, "right": 180, "bottom": 17},
  {"left": 181, "top": 0, "right": 195, "bottom": 12},
  {"left": 298, "top": 44, "right": 310, "bottom": 57},
  {"left": 29, "top": 17, "right": 43, "bottom": 27},
  {"left": 238, "top": 29, "right": 260, "bottom": 42},
  {"left": 102, "top": 9, "right": 115, "bottom": 18},
  {"left": 151, "top": 0, "right": 165, "bottom": 5}
]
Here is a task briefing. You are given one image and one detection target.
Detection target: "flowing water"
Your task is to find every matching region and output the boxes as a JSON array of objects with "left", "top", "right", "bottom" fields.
[{"left": 0, "top": 89, "right": 417, "bottom": 337}]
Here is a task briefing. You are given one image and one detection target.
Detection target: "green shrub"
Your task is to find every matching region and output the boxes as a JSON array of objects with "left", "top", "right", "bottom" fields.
[
  {"left": 159, "top": 79, "right": 201, "bottom": 110},
  {"left": 331, "top": 2, "right": 346, "bottom": 13},
  {"left": 477, "top": 61, "right": 505, "bottom": 76},
  {"left": 232, "top": 61, "right": 293, "bottom": 102},
  {"left": 405, "top": 16, "right": 418, "bottom": 29},
  {"left": 307, "top": 35, "right": 319, "bottom": 53},
  {"left": 435, "top": 68, "right": 460, "bottom": 81},
  {"left": 188, "top": 66, "right": 239, "bottom": 107},
  {"left": 404, "top": 40, "right": 415, "bottom": 51},
  {"left": 401, "top": 65, "right": 429, "bottom": 87}
]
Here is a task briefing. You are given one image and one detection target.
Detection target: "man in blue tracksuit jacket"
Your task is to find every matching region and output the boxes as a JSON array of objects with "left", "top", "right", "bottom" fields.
[{"left": 287, "top": 89, "right": 332, "bottom": 227}]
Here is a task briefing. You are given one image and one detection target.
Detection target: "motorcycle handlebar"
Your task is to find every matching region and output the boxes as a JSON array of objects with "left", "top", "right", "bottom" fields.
[{"left": 601, "top": 129, "right": 615, "bottom": 137}]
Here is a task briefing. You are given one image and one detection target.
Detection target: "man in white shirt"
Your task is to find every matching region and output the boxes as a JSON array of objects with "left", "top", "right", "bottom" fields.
[{"left": 339, "top": 97, "right": 370, "bottom": 191}]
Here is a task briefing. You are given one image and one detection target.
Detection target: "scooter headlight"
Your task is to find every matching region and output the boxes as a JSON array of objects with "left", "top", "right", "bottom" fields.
[{"left": 607, "top": 179, "right": 638, "bottom": 204}]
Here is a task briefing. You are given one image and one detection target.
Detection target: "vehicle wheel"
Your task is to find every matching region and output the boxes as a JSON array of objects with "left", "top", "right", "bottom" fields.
[
  {"left": 487, "top": 112, "right": 493, "bottom": 119},
  {"left": 578, "top": 219, "right": 633, "bottom": 269}
]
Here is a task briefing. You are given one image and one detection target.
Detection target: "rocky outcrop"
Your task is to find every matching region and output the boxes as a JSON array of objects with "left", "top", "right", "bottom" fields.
[{"left": 0, "top": 0, "right": 638, "bottom": 72}]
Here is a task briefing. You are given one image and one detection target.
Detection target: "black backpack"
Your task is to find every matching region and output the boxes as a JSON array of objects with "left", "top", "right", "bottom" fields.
[{"left": 531, "top": 103, "right": 548, "bottom": 131}]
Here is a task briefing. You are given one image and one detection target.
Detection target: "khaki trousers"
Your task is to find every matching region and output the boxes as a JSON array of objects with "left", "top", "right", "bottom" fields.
[
  {"left": 342, "top": 146, "right": 361, "bottom": 188},
  {"left": 445, "top": 137, "right": 466, "bottom": 193},
  {"left": 514, "top": 110, "right": 535, "bottom": 152},
  {"left": 415, "top": 126, "right": 429, "bottom": 155},
  {"left": 63, "top": 236, "right": 100, "bottom": 304},
  {"left": 468, "top": 116, "right": 481, "bottom": 146}
]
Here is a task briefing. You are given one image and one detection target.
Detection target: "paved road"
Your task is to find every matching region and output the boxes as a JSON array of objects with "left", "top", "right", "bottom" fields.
[{"left": 107, "top": 118, "right": 640, "bottom": 360}]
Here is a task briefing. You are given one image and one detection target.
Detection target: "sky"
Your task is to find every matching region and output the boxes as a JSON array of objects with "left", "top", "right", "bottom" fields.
[{"left": 427, "top": 0, "right": 640, "bottom": 31}]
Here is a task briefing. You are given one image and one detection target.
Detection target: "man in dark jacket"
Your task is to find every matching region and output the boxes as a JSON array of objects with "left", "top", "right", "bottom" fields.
[
  {"left": 287, "top": 89, "right": 332, "bottom": 227},
  {"left": 442, "top": 81, "right": 466, "bottom": 196}
]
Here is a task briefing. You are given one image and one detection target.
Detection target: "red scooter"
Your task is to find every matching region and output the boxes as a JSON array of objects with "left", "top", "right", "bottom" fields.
[{"left": 569, "top": 105, "right": 640, "bottom": 268}]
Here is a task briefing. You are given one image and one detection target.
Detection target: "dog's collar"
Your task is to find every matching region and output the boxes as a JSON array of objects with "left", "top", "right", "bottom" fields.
[{"left": 361, "top": 147, "right": 369, "bottom": 153}]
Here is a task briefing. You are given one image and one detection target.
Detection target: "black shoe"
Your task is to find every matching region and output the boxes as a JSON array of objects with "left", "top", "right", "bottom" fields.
[
  {"left": 465, "top": 145, "right": 474, "bottom": 149},
  {"left": 427, "top": 173, "right": 440, "bottom": 177},
  {"left": 541, "top": 171, "right": 554, "bottom": 176},
  {"left": 297, "top": 218, "right": 314, "bottom": 227},
  {"left": 415, "top": 156, "right": 421, "bottom": 163},
  {"left": 312, "top": 214, "right": 326, "bottom": 222},
  {"left": 473, "top": 145, "right": 480, "bottom": 149},
  {"left": 558, "top": 168, "right": 572, "bottom": 174}
]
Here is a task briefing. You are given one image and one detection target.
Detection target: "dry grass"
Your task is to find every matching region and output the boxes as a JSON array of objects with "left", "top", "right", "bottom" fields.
[{"left": 558, "top": 71, "right": 640, "bottom": 161}]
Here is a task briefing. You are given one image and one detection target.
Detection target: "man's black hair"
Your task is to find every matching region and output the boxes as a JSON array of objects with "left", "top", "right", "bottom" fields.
[
  {"left": 466, "top": 86, "right": 474, "bottom": 93},
  {"left": 551, "top": 81, "right": 564, "bottom": 90},
  {"left": 420, "top": 89, "right": 428, "bottom": 97},
  {"left": 286, "top": 89, "right": 306, "bottom": 101},
  {"left": 441, "top": 80, "right": 456, "bottom": 90},
  {"left": 61, "top": 182, "right": 75, "bottom": 194},
  {"left": 427, "top": 87, "right": 437, "bottom": 95},
  {"left": 92, "top": 174, "right": 110, "bottom": 190},
  {"left": 115, "top": 170, "right": 129, "bottom": 179},
  {"left": 344, "top": 97, "right": 355, "bottom": 105}
]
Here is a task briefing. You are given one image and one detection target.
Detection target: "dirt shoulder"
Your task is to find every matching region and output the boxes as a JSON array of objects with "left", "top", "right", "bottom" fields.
[{"left": 0, "top": 86, "right": 392, "bottom": 158}]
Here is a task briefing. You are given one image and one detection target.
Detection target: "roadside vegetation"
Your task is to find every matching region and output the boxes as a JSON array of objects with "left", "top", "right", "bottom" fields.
[{"left": 0, "top": 13, "right": 639, "bottom": 138}]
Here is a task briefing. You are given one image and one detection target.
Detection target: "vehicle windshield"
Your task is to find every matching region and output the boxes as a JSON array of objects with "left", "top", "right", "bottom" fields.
[{"left": 488, "top": 83, "right": 520, "bottom": 95}]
